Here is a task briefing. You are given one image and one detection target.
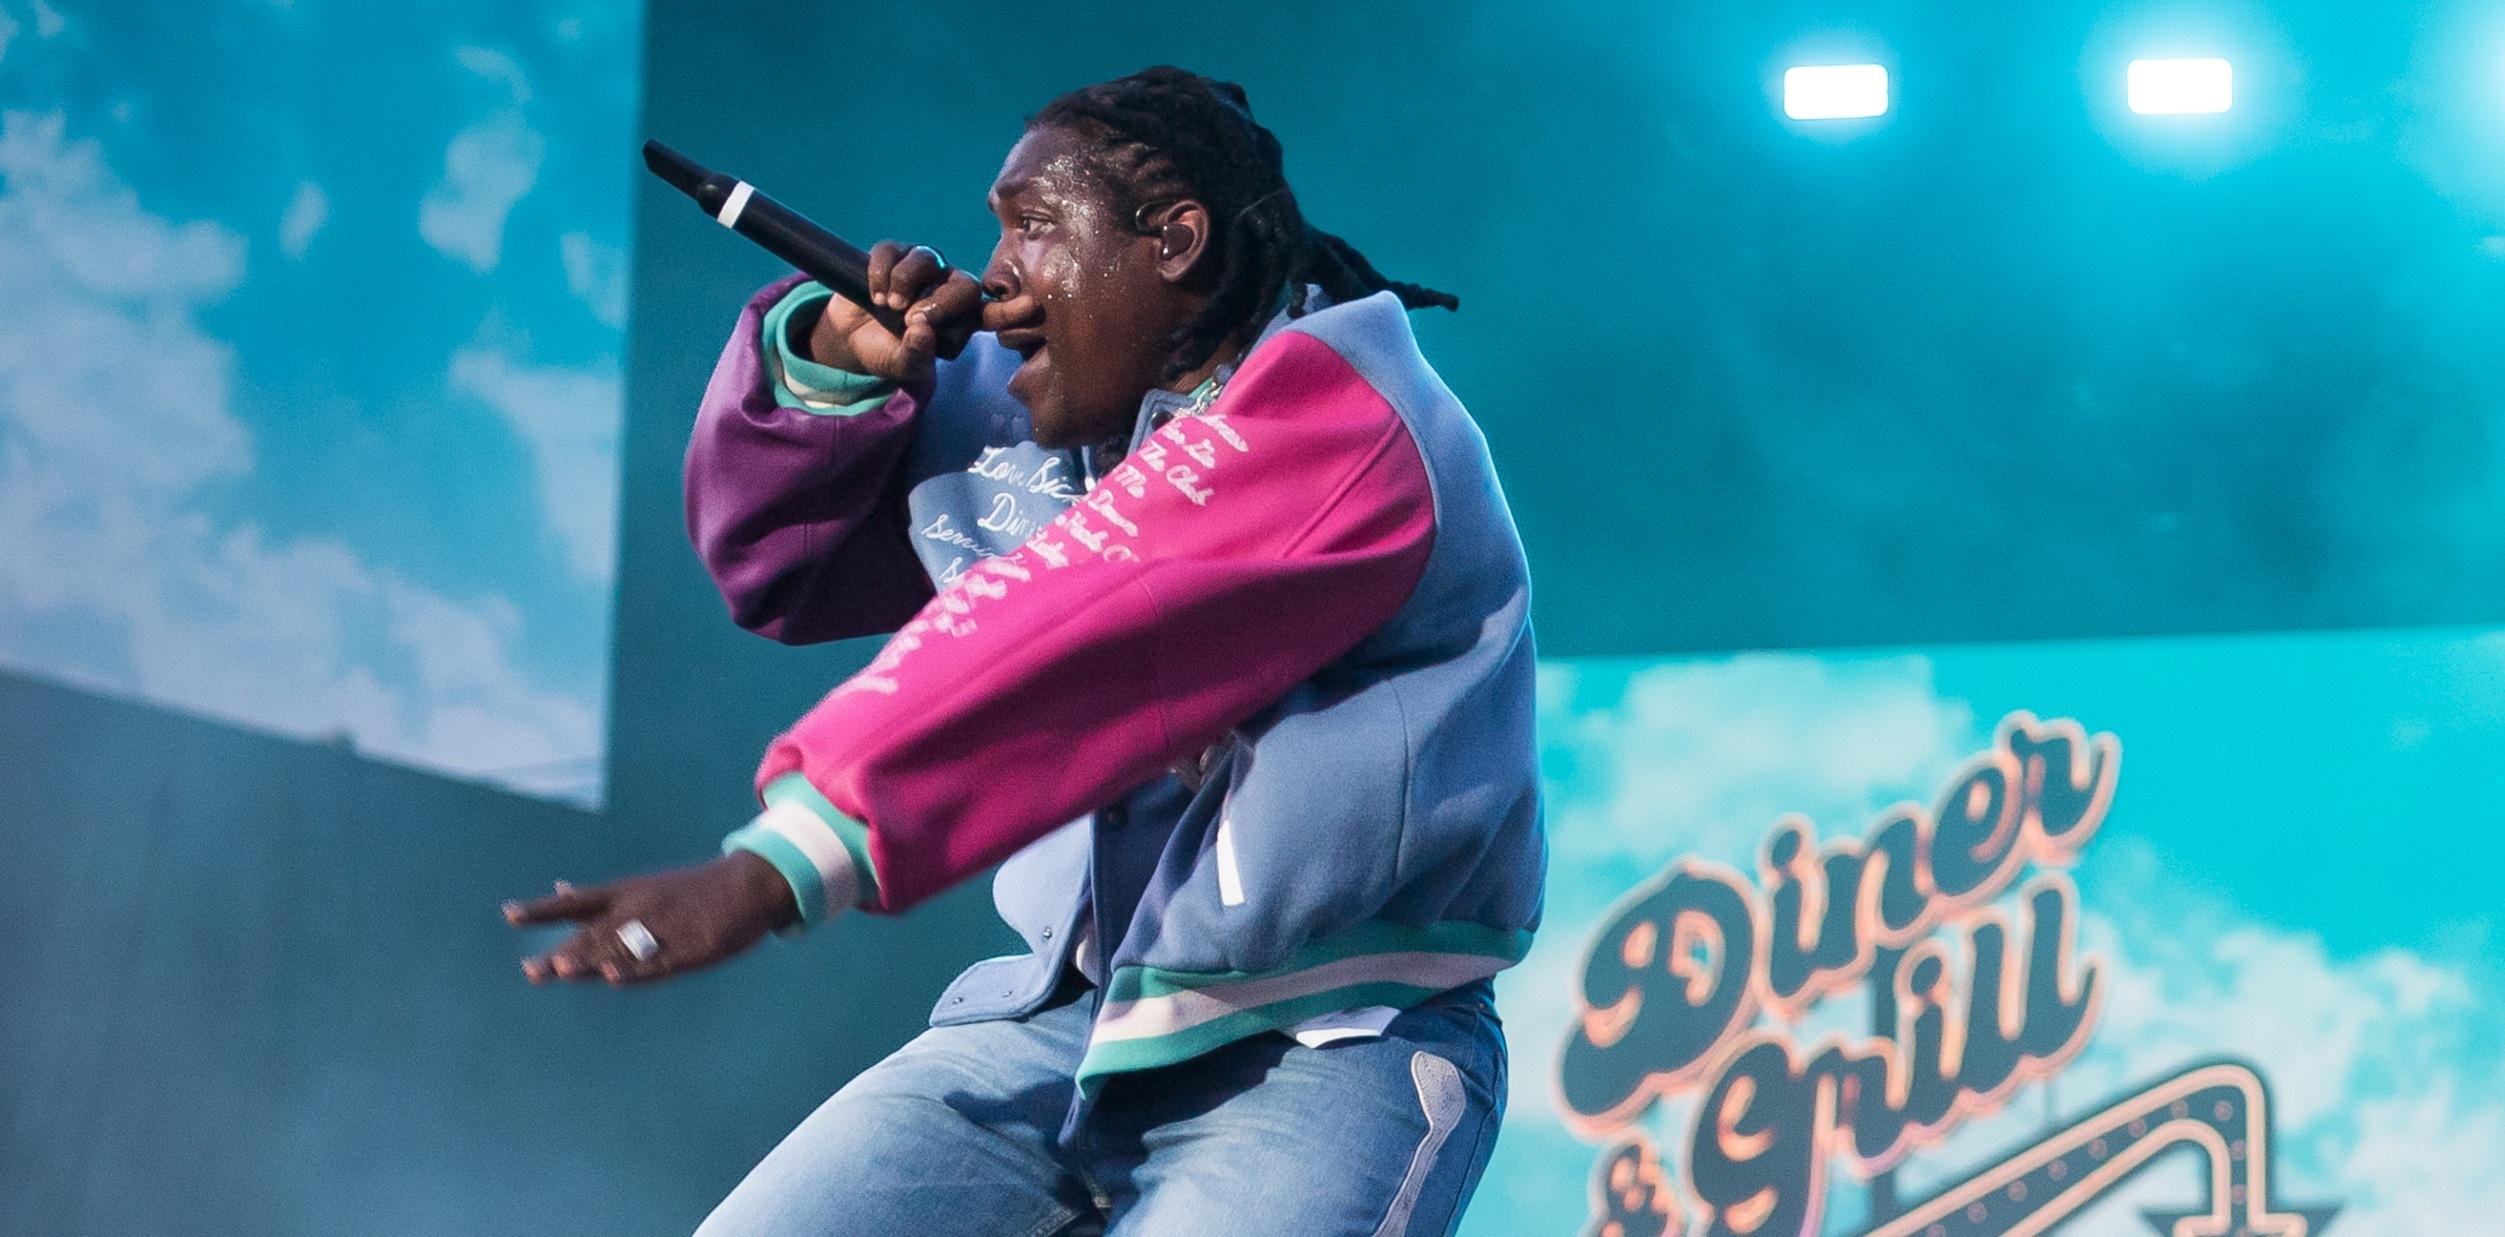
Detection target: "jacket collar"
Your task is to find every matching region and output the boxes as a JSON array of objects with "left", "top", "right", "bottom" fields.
[{"left": 1088, "top": 285, "right": 1332, "bottom": 473}]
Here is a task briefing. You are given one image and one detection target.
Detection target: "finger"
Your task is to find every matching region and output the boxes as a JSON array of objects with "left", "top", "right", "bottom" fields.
[
  {"left": 507, "top": 879, "right": 609, "bottom": 924},
  {"left": 522, "top": 943, "right": 576, "bottom": 982},
  {"left": 521, "top": 917, "right": 630, "bottom": 983},
  {"left": 504, "top": 880, "right": 613, "bottom": 926},
  {"left": 865, "top": 240, "right": 906, "bottom": 308},
  {"left": 845, "top": 322, "right": 906, "bottom": 377},
  {"left": 817, "top": 289, "right": 869, "bottom": 332},
  {"left": 808, "top": 292, "right": 865, "bottom": 363},
  {"left": 915, "top": 274, "right": 987, "bottom": 360},
  {"left": 597, "top": 917, "right": 673, "bottom": 986},
  {"left": 521, "top": 952, "right": 561, "bottom": 984},
  {"left": 603, "top": 947, "right": 674, "bottom": 987},
  {"left": 900, "top": 312, "right": 940, "bottom": 374},
  {"left": 534, "top": 920, "right": 632, "bottom": 983},
  {"left": 888, "top": 245, "right": 947, "bottom": 309}
]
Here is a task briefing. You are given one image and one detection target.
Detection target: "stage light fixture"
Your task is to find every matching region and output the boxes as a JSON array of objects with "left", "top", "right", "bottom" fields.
[
  {"left": 2128, "top": 58, "right": 2233, "bottom": 114},
  {"left": 1784, "top": 64, "right": 1890, "bottom": 120}
]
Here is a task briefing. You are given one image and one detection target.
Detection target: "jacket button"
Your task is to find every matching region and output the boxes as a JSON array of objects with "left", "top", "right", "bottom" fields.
[
  {"left": 1102, "top": 805, "right": 1128, "bottom": 829},
  {"left": 950, "top": 995, "right": 965, "bottom": 1005},
  {"left": 1041, "top": 927, "right": 1054, "bottom": 940}
]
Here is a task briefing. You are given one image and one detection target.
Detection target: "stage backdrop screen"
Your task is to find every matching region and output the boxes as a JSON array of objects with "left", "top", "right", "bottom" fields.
[
  {"left": 1468, "top": 628, "right": 2505, "bottom": 1235},
  {"left": 0, "top": 1, "right": 635, "bottom": 804}
]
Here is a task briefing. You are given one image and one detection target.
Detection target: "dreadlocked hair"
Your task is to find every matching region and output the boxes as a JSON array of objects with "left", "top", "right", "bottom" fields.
[{"left": 1030, "top": 66, "right": 1460, "bottom": 382}]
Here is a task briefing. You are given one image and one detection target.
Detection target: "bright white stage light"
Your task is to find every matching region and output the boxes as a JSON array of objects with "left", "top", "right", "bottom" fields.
[
  {"left": 2128, "top": 58, "right": 2234, "bottom": 114},
  {"left": 1784, "top": 64, "right": 1890, "bottom": 120}
]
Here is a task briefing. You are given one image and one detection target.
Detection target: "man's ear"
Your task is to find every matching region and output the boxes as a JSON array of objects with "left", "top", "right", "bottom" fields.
[{"left": 1147, "top": 199, "right": 1213, "bottom": 284}]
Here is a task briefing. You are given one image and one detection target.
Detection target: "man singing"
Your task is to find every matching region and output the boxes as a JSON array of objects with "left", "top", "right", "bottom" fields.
[{"left": 506, "top": 66, "right": 1544, "bottom": 1235}]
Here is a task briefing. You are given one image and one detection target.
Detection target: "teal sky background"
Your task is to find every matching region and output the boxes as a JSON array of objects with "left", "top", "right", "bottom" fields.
[
  {"left": 0, "top": 0, "right": 638, "bottom": 803},
  {"left": 1936, "top": 625, "right": 2505, "bottom": 964},
  {"left": 1467, "top": 627, "right": 2505, "bottom": 1234}
]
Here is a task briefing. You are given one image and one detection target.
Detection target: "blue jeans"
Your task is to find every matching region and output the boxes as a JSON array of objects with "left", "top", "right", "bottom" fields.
[{"left": 695, "top": 976, "right": 1507, "bottom": 1236}]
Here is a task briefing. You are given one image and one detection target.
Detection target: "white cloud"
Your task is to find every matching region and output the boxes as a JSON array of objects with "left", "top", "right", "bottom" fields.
[
  {"left": 0, "top": 109, "right": 599, "bottom": 803},
  {"left": 2061, "top": 838, "right": 2505, "bottom": 1232},
  {"left": 0, "top": 7, "right": 20, "bottom": 63},
  {"left": 1540, "top": 653, "right": 1975, "bottom": 871},
  {"left": 30, "top": 0, "right": 60, "bottom": 39},
  {"left": 279, "top": 179, "right": 327, "bottom": 258},
  {"left": 377, "top": 579, "right": 602, "bottom": 783},
  {"left": 449, "top": 342, "right": 621, "bottom": 584},
  {"left": 559, "top": 231, "right": 627, "bottom": 329},
  {"left": 2337, "top": 1080, "right": 2505, "bottom": 1234},
  {"left": 417, "top": 47, "right": 544, "bottom": 275},
  {"left": 454, "top": 45, "right": 532, "bottom": 105},
  {"left": 0, "top": 112, "right": 250, "bottom": 498},
  {"left": 1509, "top": 654, "right": 1976, "bottom": 1122},
  {"left": 418, "top": 111, "right": 542, "bottom": 274}
]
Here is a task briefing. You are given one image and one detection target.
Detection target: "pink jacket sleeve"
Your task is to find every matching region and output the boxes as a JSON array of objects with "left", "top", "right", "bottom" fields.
[
  {"left": 684, "top": 276, "right": 937, "bottom": 644},
  {"left": 756, "top": 331, "right": 1436, "bottom": 912}
]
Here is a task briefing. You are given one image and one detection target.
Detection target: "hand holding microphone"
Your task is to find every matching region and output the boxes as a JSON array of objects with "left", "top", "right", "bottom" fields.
[
  {"left": 804, "top": 240, "right": 988, "bottom": 385},
  {"left": 642, "top": 140, "right": 1014, "bottom": 385}
]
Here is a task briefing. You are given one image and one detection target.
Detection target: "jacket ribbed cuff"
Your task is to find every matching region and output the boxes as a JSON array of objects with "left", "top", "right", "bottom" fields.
[
  {"left": 722, "top": 772, "right": 880, "bottom": 930},
  {"left": 760, "top": 282, "right": 896, "bottom": 416}
]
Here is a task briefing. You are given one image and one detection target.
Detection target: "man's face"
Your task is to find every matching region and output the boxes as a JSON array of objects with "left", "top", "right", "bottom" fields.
[{"left": 981, "top": 126, "right": 1182, "bottom": 449}]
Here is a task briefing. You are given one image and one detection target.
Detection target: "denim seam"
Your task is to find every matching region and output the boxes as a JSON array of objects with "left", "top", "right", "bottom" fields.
[{"left": 1434, "top": 1093, "right": 1501, "bottom": 1237}]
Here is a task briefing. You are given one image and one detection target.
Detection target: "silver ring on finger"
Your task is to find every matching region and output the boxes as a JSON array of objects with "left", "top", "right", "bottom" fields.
[{"left": 615, "top": 918, "right": 660, "bottom": 963}]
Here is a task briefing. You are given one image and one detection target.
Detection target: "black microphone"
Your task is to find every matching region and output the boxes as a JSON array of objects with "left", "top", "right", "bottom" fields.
[{"left": 644, "top": 140, "right": 951, "bottom": 338}]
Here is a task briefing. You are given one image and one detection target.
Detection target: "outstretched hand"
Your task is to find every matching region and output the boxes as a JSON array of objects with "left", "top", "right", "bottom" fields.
[{"left": 504, "top": 852, "right": 799, "bottom": 987}]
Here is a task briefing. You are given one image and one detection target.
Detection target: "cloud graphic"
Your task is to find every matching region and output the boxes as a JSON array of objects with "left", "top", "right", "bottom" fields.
[
  {"left": 1539, "top": 654, "right": 1976, "bottom": 872},
  {"left": 559, "top": 231, "right": 627, "bottom": 329},
  {"left": 279, "top": 179, "right": 326, "bottom": 258},
  {"left": 454, "top": 45, "right": 532, "bottom": 105},
  {"left": 0, "top": 111, "right": 250, "bottom": 497},
  {"left": 2061, "top": 837, "right": 2505, "bottom": 1233},
  {"left": 1507, "top": 654, "right": 1975, "bottom": 1129},
  {"left": 418, "top": 46, "right": 550, "bottom": 275},
  {"left": 375, "top": 578, "right": 601, "bottom": 787},
  {"left": 0, "top": 109, "right": 599, "bottom": 803},
  {"left": 418, "top": 110, "right": 543, "bottom": 274},
  {"left": 448, "top": 341, "right": 621, "bottom": 585}
]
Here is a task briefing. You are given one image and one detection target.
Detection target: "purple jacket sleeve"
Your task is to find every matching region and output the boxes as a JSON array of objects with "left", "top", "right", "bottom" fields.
[{"left": 684, "top": 275, "right": 938, "bottom": 644}]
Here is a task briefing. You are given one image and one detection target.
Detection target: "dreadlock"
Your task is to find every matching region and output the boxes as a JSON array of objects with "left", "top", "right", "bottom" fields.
[{"left": 1031, "top": 66, "right": 1460, "bottom": 383}]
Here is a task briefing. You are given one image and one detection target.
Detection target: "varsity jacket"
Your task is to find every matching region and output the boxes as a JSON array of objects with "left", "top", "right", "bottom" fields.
[{"left": 685, "top": 274, "right": 1545, "bottom": 1098}]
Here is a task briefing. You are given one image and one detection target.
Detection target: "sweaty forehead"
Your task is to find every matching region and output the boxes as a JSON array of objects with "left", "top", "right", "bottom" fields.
[{"left": 988, "top": 126, "right": 1119, "bottom": 211}]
